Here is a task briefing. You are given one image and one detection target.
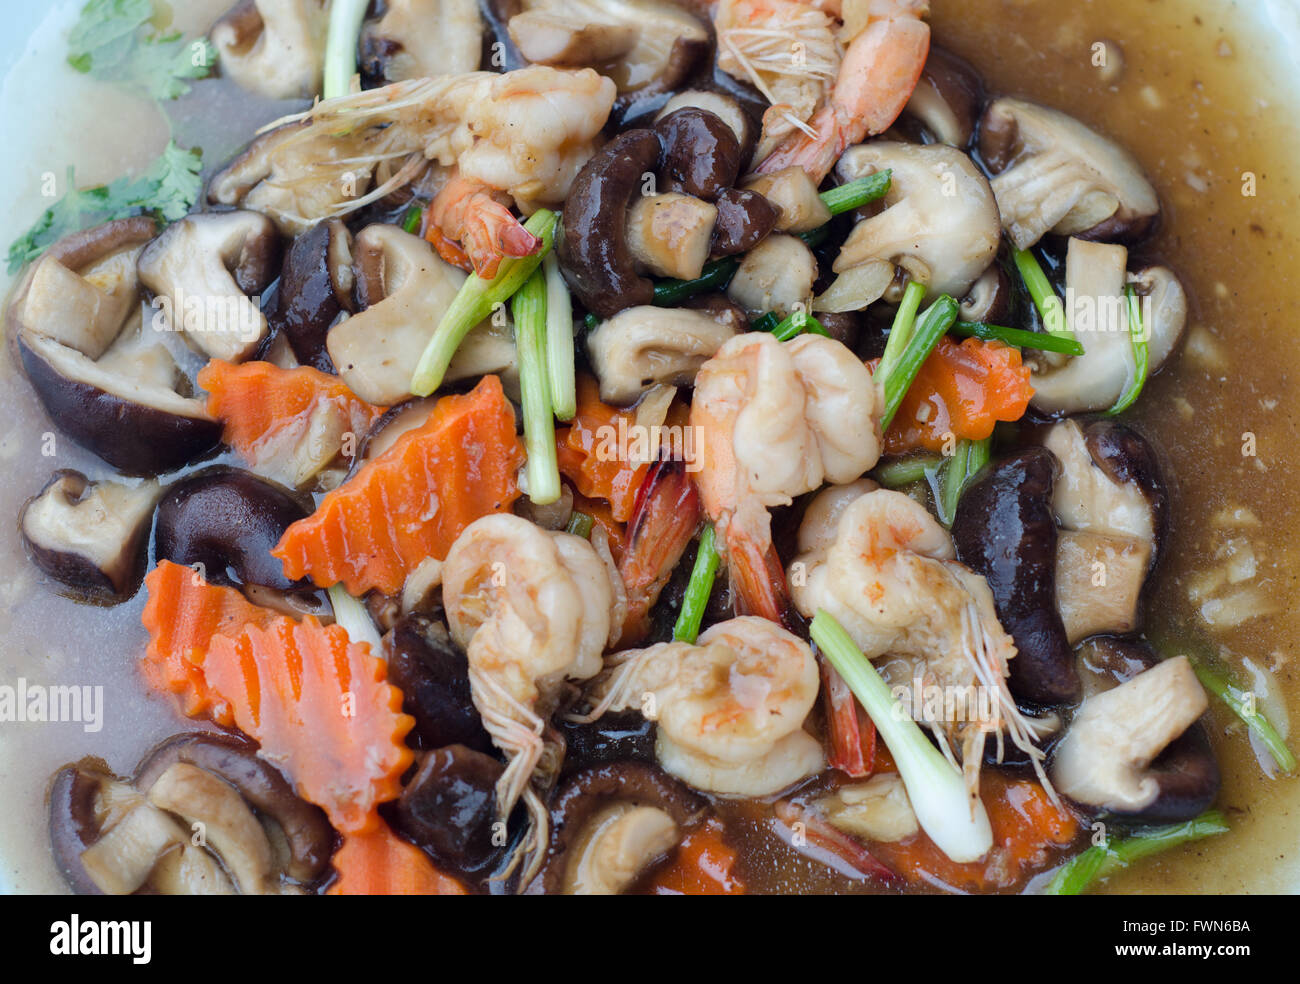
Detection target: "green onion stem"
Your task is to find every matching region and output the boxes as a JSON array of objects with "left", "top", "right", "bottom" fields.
[
  {"left": 400, "top": 205, "right": 423, "bottom": 235},
  {"left": 953, "top": 321, "right": 1085, "bottom": 356},
  {"left": 769, "top": 310, "right": 830, "bottom": 342},
  {"left": 873, "top": 454, "right": 944, "bottom": 488},
  {"left": 819, "top": 170, "right": 892, "bottom": 216},
  {"left": 1106, "top": 285, "right": 1150, "bottom": 416},
  {"left": 410, "top": 208, "right": 558, "bottom": 397},
  {"left": 511, "top": 268, "right": 561, "bottom": 505},
  {"left": 652, "top": 257, "right": 740, "bottom": 306},
  {"left": 1046, "top": 811, "right": 1230, "bottom": 895},
  {"left": 878, "top": 294, "right": 960, "bottom": 432},
  {"left": 875, "top": 280, "right": 927, "bottom": 384},
  {"left": 673, "top": 524, "right": 720, "bottom": 644},
  {"left": 811, "top": 610, "right": 993, "bottom": 863},
  {"left": 1012, "top": 246, "right": 1072, "bottom": 340},
  {"left": 326, "top": 584, "right": 384, "bottom": 653},
  {"left": 543, "top": 252, "right": 577, "bottom": 421},
  {"left": 936, "top": 437, "right": 990, "bottom": 527},
  {"left": 565, "top": 511, "right": 594, "bottom": 539},
  {"left": 322, "top": 0, "right": 370, "bottom": 100}
]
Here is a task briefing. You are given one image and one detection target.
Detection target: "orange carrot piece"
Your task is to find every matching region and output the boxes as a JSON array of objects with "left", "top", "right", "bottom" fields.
[
  {"left": 870, "top": 773, "right": 1081, "bottom": 892},
  {"left": 198, "top": 359, "right": 386, "bottom": 465},
  {"left": 272, "top": 374, "right": 525, "bottom": 595},
  {"left": 139, "top": 560, "right": 280, "bottom": 726},
  {"left": 644, "top": 821, "right": 746, "bottom": 895},
  {"left": 879, "top": 337, "right": 1034, "bottom": 454},
  {"left": 328, "top": 820, "right": 467, "bottom": 896},
  {"left": 203, "top": 615, "right": 414, "bottom": 835}
]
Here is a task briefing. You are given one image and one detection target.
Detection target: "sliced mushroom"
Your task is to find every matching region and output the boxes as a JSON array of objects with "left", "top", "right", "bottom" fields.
[
  {"left": 137, "top": 210, "right": 280, "bottom": 363},
  {"left": 952, "top": 448, "right": 1080, "bottom": 705},
  {"left": 445, "top": 318, "right": 522, "bottom": 399},
  {"left": 9, "top": 219, "right": 221, "bottom": 475},
  {"left": 1042, "top": 418, "right": 1166, "bottom": 643},
  {"left": 270, "top": 218, "right": 354, "bottom": 372},
  {"left": 77, "top": 802, "right": 193, "bottom": 895},
  {"left": 958, "top": 264, "right": 1011, "bottom": 324},
  {"left": 558, "top": 129, "right": 662, "bottom": 318},
  {"left": 537, "top": 761, "right": 708, "bottom": 895},
  {"left": 654, "top": 108, "right": 742, "bottom": 201},
  {"left": 153, "top": 467, "right": 314, "bottom": 597},
  {"left": 360, "top": 0, "right": 482, "bottom": 83},
  {"left": 709, "top": 188, "right": 779, "bottom": 258},
  {"left": 385, "top": 614, "right": 494, "bottom": 752},
  {"left": 830, "top": 142, "right": 1000, "bottom": 307},
  {"left": 326, "top": 224, "right": 468, "bottom": 405},
  {"left": 743, "top": 166, "right": 831, "bottom": 234},
  {"left": 902, "top": 45, "right": 983, "bottom": 147},
  {"left": 626, "top": 192, "right": 719, "bottom": 281},
  {"left": 979, "top": 98, "right": 1160, "bottom": 249},
  {"left": 656, "top": 89, "right": 757, "bottom": 165},
  {"left": 586, "top": 305, "right": 736, "bottom": 405},
  {"left": 1028, "top": 239, "right": 1187, "bottom": 415},
  {"left": 20, "top": 470, "right": 161, "bottom": 603},
  {"left": 508, "top": 0, "right": 709, "bottom": 94},
  {"left": 1051, "top": 655, "right": 1219, "bottom": 821},
  {"left": 211, "top": 0, "right": 329, "bottom": 100},
  {"left": 725, "top": 233, "right": 818, "bottom": 319}
]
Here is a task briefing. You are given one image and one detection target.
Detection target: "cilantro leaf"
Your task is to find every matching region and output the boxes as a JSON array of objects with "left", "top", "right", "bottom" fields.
[
  {"left": 6, "top": 142, "right": 203, "bottom": 275},
  {"left": 65, "top": 0, "right": 216, "bottom": 101}
]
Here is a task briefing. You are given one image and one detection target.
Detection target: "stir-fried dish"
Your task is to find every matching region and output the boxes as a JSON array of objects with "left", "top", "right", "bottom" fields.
[{"left": 4, "top": 0, "right": 1295, "bottom": 896}]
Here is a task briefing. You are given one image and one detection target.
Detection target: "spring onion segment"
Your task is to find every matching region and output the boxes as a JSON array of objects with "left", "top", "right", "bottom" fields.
[
  {"left": 542, "top": 252, "right": 577, "bottom": 421},
  {"left": 936, "top": 438, "right": 990, "bottom": 527},
  {"left": 327, "top": 584, "right": 384, "bottom": 654},
  {"left": 673, "top": 524, "right": 720, "bottom": 644},
  {"left": 400, "top": 205, "right": 423, "bottom": 235},
  {"left": 1012, "top": 246, "right": 1072, "bottom": 340},
  {"left": 565, "top": 511, "right": 594, "bottom": 539},
  {"left": 410, "top": 208, "right": 558, "bottom": 397},
  {"left": 878, "top": 293, "right": 960, "bottom": 432},
  {"left": 811, "top": 610, "right": 994, "bottom": 863},
  {"left": 1106, "top": 285, "right": 1150, "bottom": 415},
  {"left": 652, "top": 257, "right": 739, "bottom": 306},
  {"left": 873, "top": 453, "right": 944, "bottom": 488},
  {"left": 820, "top": 170, "right": 892, "bottom": 216},
  {"left": 875, "top": 280, "right": 927, "bottom": 383},
  {"left": 512, "top": 268, "right": 562, "bottom": 505},
  {"left": 322, "top": 0, "right": 370, "bottom": 100},
  {"left": 1046, "top": 811, "right": 1229, "bottom": 895},
  {"left": 757, "top": 309, "right": 831, "bottom": 341},
  {"left": 952, "top": 321, "right": 1085, "bottom": 356}
]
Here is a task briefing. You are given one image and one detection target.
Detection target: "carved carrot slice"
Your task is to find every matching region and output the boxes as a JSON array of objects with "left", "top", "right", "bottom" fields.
[
  {"left": 327, "top": 820, "right": 467, "bottom": 896},
  {"left": 272, "top": 374, "right": 525, "bottom": 595},
  {"left": 197, "top": 359, "right": 386, "bottom": 485},
  {"left": 644, "top": 820, "right": 746, "bottom": 895},
  {"left": 202, "top": 615, "right": 414, "bottom": 835},
  {"left": 139, "top": 560, "right": 280, "bottom": 726}
]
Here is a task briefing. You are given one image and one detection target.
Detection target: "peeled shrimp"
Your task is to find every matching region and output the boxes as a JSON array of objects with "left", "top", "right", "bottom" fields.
[
  {"left": 441, "top": 513, "right": 614, "bottom": 878},
  {"left": 582, "top": 616, "right": 825, "bottom": 796},
  {"left": 756, "top": 0, "right": 930, "bottom": 182},
  {"left": 219, "top": 67, "right": 616, "bottom": 233},
  {"left": 789, "top": 486, "right": 1049, "bottom": 797},
  {"left": 690, "top": 331, "right": 880, "bottom": 621}
]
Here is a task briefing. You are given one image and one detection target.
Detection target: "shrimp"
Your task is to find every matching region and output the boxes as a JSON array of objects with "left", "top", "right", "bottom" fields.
[
  {"left": 714, "top": 0, "right": 842, "bottom": 161},
  {"left": 789, "top": 486, "right": 1050, "bottom": 799},
  {"left": 427, "top": 174, "right": 542, "bottom": 278},
  {"left": 755, "top": 0, "right": 930, "bottom": 182},
  {"left": 212, "top": 67, "right": 616, "bottom": 234},
  {"left": 690, "top": 331, "right": 880, "bottom": 622},
  {"left": 581, "top": 616, "right": 825, "bottom": 796},
  {"left": 441, "top": 513, "right": 615, "bottom": 880}
]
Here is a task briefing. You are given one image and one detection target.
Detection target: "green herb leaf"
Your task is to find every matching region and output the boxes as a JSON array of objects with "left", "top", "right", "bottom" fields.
[
  {"left": 6, "top": 141, "right": 202, "bottom": 274},
  {"left": 66, "top": 0, "right": 216, "bottom": 101}
]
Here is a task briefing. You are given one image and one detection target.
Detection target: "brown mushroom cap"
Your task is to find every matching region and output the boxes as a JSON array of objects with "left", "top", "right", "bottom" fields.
[
  {"left": 902, "top": 44, "right": 984, "bottom": 148},
  {"left": 211, "top": 0, "right": 329, "bottom": 100},
  {"left": 270, "top": 218, "right": 354, "bottom": 372}
]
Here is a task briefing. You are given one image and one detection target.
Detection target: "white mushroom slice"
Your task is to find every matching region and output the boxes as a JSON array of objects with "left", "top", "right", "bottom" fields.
[
  {"left": 813, "top": 261, "right": 894, "bottom": 314},
  {"left": 815, "top": 773, "right": 919, "bottom": 843},
  {"left": 361, "top": 0, "right": 482, "bottom": 81},
  {"left": 79, "top": 803, "right": 190, "bottom": 895},
  {"left": 743, "top": 167, "right": 831, "bottom": 234},
  {"left": 327, "top": 225, "right": 467, "bottom": 405},
  {"left": 1043, "top": 419, "right": 1154, "bottom": 542},
  {"left": 626, "top": 193, "right": 718, "bottom": 281},
  {"left": 211, "top": 0, "right": 329, "bottom": 100},
  {"left": 833, "top": 142, "right": 1000, "bottom": 303},
  {"left": 147, "top": 762, "right": 277, "bottom": 896},
  {"left": 586, "top": 305, "right": 736, "bottom": 404},
  {"left": 980, "top": 98, "right": 1159, "bottom": 250},
  {"left": 21, "top": 471, "right": 162, "bottom": 598},
  {"left": 510, "top": 8, "right": 638, "bottom": 64},
  {"left": 725, "top": 234, "right": 817, "bottom": 319},
  {"left": 563, "top": 803, "right": 679, "bottom": 895},
  {"left": 1051, "top": 656, "right": 1208, "bottom": 813},
  {"left": 137, "top": 211, "right": 279, "bottom": 363},
  {"left": 1055, "top": 529, "right": 1151, "bottom": 644},
  {"left": 149, "top": 845, "right": 237, "bottom": 895},
  {"left": 21, "top": 249, "right": 139, "bottom": 360},
  {"left": 445, "top": 319, "right": 522, "bottom": 400}
]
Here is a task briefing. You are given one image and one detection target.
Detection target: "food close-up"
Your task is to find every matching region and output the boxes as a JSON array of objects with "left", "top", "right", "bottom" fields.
[{"left": 1, "top": 0, "right": 1297, "bottom": 907}]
